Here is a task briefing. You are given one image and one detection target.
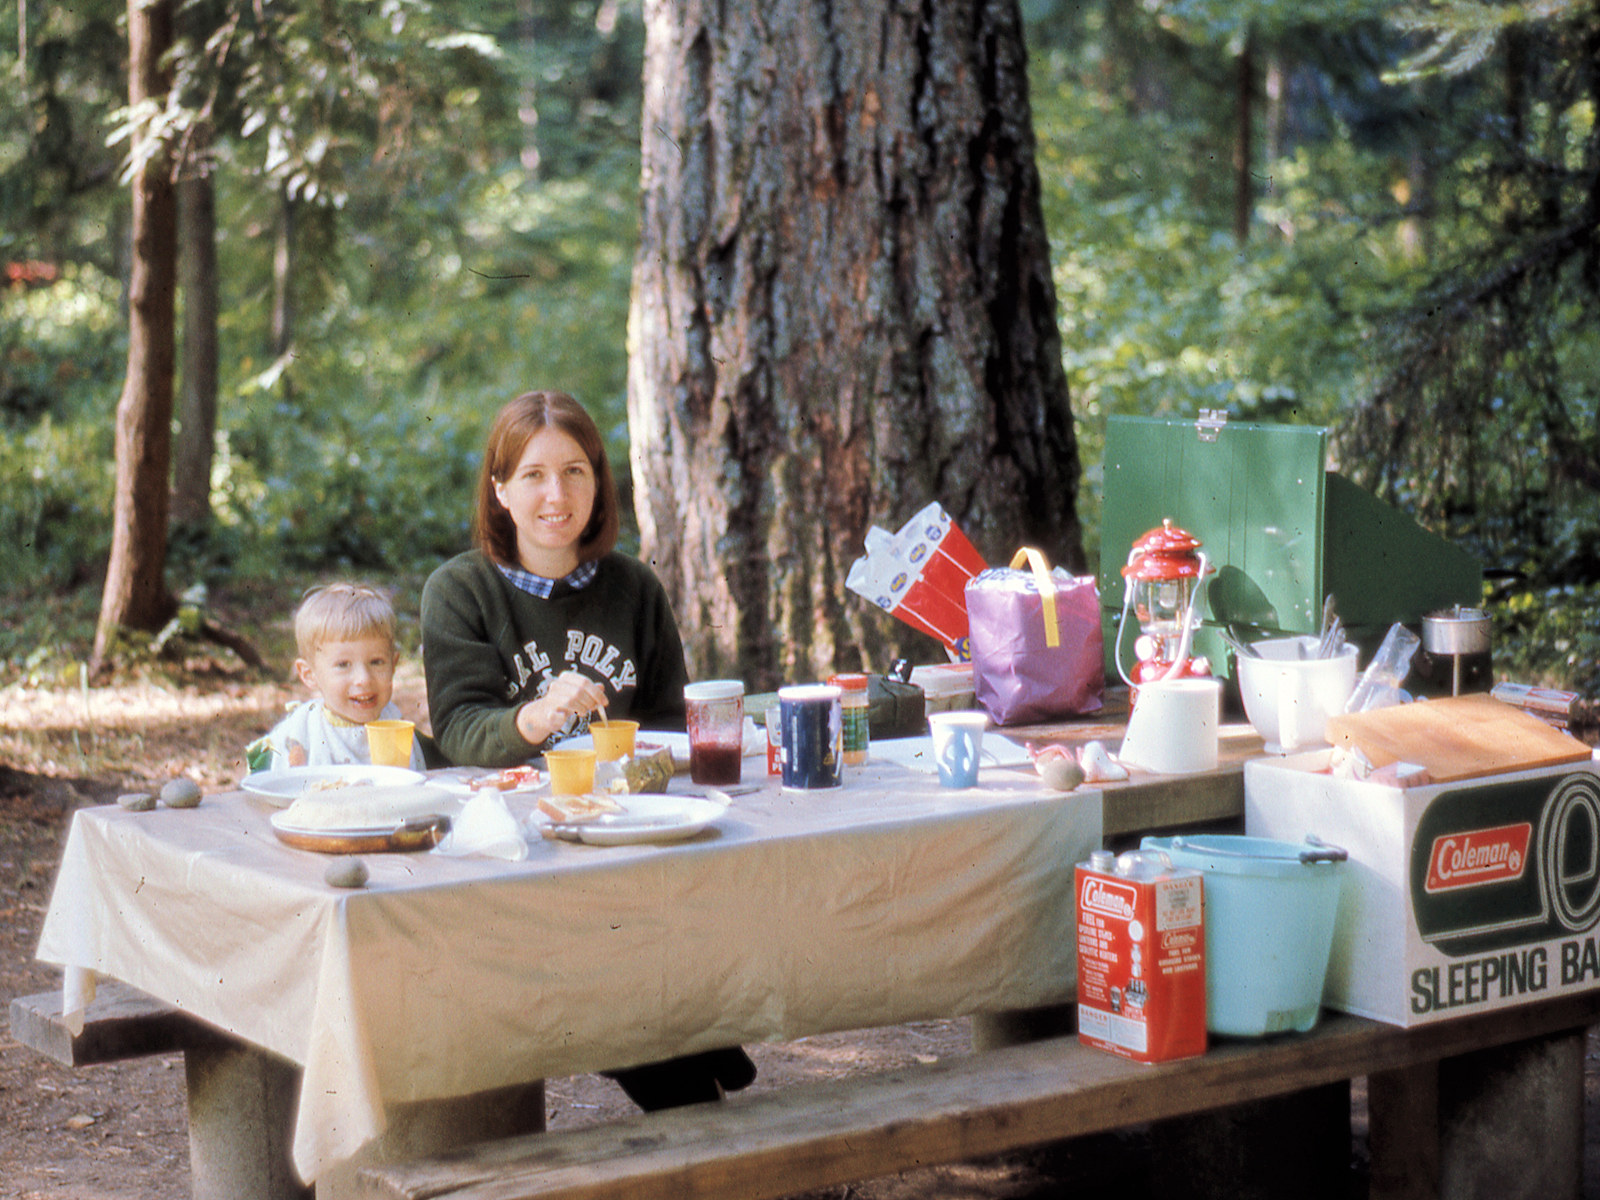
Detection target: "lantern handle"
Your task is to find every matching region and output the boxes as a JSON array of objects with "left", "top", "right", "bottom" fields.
[
  {"left": 1158, "top": 551, "right": 1211, "bottom": 682},
  {"left": 1113, "top": 543, "right": 1143, "bottom": 688}
]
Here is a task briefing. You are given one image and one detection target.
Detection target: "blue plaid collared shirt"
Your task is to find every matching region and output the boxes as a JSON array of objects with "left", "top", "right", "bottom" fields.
[{"left": 497, "top": 559, "right": 600, "bottom": 598}]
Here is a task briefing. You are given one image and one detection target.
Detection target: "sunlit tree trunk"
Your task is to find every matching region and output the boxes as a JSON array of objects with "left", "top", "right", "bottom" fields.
[
  {"left": 93, "top": 0, "right": 179, "bottom": 675},
  {"left": 172, "top": 128, "right": 218, "bottom": 530},
  {"left": 271, "top": 186, "right": 295, "bottom": 359},
  {"left": 629, "top": 0, "right": 1082, "bottom": 687}
]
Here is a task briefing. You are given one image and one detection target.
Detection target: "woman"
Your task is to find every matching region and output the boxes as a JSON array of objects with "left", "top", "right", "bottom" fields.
[
  {"left": 421, "top": 390, "right": 755, "bottom": 1112},
  {"left": 422, "top": 390, "right": 687, "bottom": 765}
]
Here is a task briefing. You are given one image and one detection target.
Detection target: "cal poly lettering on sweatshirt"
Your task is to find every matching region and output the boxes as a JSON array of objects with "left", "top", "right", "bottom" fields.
[{"left": 507, "top": 634, "right": 637, "bottom": 700}]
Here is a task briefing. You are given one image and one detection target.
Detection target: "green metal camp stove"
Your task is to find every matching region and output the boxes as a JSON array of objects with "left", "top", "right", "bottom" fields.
[{"left": 1099, "top": 412, "right": 1482, "bottom": 684}]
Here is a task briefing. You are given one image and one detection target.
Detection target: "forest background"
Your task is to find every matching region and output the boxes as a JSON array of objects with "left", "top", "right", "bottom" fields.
[{"left": 3, "top": 0, "right": 1599, "bottom": 701}]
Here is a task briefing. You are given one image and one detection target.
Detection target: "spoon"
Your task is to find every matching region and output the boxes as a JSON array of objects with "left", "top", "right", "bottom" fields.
[{"left": 1219, "top": 627, "right": 1261, "bottom": 660}]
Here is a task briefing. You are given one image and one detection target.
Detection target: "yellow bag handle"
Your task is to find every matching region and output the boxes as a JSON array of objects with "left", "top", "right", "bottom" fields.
[{"left": 1009, "top": 547, "right": 1060, "bottom": 649}]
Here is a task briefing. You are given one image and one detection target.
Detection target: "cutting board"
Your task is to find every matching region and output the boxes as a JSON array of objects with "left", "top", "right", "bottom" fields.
[{"left": 1326, "top": 693, "right": 1593, "bottom": 783}]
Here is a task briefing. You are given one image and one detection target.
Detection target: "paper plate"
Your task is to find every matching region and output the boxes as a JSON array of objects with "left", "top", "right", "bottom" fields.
[
  {"left": 545, "top": 794, "right": 728, "bottom": 846},
  {"left": 242, "top": 764, "right": 426, "bottom": 805}
]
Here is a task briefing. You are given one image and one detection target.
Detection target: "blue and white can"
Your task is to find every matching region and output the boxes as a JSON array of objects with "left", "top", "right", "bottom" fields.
[{"left": 779, "top": 684, "right": 843, "bottom": 790}]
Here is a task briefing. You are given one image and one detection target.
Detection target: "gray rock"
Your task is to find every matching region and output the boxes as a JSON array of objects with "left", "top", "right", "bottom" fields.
[
  {"left": 324, "top": 857, "right": 370, "bottom": 889},
  {"left": 160, "top": 777, "right": 203, "bottom": 808}
]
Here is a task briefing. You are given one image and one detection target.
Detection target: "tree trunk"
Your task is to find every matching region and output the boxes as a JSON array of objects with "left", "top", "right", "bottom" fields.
[
  {"left": 172, "top": 127, "right": 218, "bottom": 529},
  {"left": 629, "top": 0, "right": 1082, "bottom": 688},
  {"left": 272, "top": 186, "right": 295, "bottom": 358},
  {"left": 1233, "top": 31, "right": 1256, "bottom": 246},
  {"left": 93, "top": 0, "right": 179, "bottom": 674}
]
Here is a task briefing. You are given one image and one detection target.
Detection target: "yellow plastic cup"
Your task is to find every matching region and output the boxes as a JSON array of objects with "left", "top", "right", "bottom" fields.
[
  {"left": 589, "top": 719, "right": 639, "bottom": 762},
  {"left": 546, "top": 748, "right": 597, "bottom": 795},
  {"left": 366, "top": 719, "right": 415, "bottom": 767}
]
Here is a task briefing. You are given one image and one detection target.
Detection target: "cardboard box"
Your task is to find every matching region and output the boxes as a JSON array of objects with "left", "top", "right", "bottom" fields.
[{"left": 1245, "top": 752, "right": 1600, "bottom": 1027}]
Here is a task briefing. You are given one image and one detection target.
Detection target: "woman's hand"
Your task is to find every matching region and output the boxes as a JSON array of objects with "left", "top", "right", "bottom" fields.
[{"left": 516, "top": 670, "right": 608, "bottom": 747}]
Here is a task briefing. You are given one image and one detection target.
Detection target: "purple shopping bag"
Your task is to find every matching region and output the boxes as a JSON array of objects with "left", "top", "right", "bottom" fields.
[{"left": 965, "top": 548, "right": 1104, "bottom": 725}]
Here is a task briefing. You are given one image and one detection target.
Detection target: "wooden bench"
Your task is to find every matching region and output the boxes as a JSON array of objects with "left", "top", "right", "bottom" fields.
[
  {"left": 12, "top": 980, "right": 316, "bottom": 1199},
  {"left": 10, "top": 979, "right": 547, "bottom": 1200},
  {"left": 10, "top": 979, "right": 219, "bottom": 1067},
  {"left": 358, "top": 990, "right": 1600, "bottom": 1200}
]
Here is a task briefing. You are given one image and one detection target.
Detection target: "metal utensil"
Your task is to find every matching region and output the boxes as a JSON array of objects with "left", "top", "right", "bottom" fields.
[
  {"left": 1219, "top": 627, "right": 1261, "bottom": 660},
  {"left": 1313, "top": 596, "right": 1338, "bottom": 657},
  {"left": 1316, "top": 616, "right": 1344, "bottom": 659}
]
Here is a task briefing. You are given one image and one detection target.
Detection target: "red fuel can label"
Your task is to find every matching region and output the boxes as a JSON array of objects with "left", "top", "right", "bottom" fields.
[{"left": 1076, "top": 861, "right": 1207, "bottom": 1063}]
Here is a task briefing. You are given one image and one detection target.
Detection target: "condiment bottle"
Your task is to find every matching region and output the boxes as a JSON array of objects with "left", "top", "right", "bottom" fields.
[{"left": 829, "top": 672, "right": 870, "bottom": 766}]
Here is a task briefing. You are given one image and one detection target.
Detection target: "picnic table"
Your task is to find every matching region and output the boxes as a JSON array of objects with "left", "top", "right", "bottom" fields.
[
  {"left": 18, "top": 696, "right": 1596, "bottom": 1199},
  {"left": 27, "top": 724, "right": 1129, "bottom": 1196}
]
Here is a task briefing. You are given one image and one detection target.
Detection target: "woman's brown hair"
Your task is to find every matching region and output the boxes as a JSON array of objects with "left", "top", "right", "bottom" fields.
[{"left": 473, "top": 390, "right": 621, "bottom": 568}]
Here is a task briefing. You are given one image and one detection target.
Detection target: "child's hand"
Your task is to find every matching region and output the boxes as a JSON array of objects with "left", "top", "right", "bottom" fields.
[{"left": 286, "top": 737, "right": 308, "bottom": 767}]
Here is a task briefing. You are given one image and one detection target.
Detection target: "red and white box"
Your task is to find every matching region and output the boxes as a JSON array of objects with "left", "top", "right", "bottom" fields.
[
  {"left": 845, "top": 502, "right": 987, "bottom": 657},
  {"left": 1076, "top": 851, "right": 1207, "bottom": 1063}
]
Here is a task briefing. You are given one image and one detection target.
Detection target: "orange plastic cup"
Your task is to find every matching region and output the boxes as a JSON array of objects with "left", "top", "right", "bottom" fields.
[
  {"left": 366, "top": 719, "right": 415, "bottom": 767},
  {"left": 545, "top": 748, "right": 597, "bottom": 795},
  {"left": 590, "top": 720, "right": 639, "bottom": 762}
]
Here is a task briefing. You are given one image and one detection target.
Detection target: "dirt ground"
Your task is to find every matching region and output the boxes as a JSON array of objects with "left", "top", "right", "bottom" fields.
[{"left": 4, "top": 669, "right": 1600, "bottom": 1199}]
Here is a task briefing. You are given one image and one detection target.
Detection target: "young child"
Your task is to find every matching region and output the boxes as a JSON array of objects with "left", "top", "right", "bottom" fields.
[{"left": 250, "top": 583, "right": 426, "bottom": 771}]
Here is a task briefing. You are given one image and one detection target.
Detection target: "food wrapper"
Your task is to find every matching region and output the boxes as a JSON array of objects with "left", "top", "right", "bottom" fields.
[
  {"left": 845, "top": 502, "right": 986, "bottom": 657},
  {"left": 597, "top": 743, "right": 675, "bottom": 794}
]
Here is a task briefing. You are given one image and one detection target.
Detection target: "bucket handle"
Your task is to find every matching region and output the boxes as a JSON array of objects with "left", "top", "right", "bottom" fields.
[
  {"left": 1168, "top": 834, "right": 1349, "bottom": 865},
  {"left": 1298, "top": 834, "right": 1350, "bottom": 865}
]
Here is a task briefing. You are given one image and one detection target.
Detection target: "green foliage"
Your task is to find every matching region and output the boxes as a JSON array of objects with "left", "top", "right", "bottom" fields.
[
  {"left": 2, "top": 0, "right": 641, "bottom": 601},
  {"left": 1029, "top": 42, "right": 1415, "bottom": 564},
  {"left": 1492, "top": 582, "right": 1600, "bottom": 698},
  {"left": 3, "top": 0, "right": 1599, "bottom": 696},
  {"left": 0, "top": 413, "right": 115, "bottom": 588}
]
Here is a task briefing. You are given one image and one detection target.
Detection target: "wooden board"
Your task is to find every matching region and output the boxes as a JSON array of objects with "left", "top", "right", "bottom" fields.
[
  {"left": 9, "top": 982, "right": 215, "bottom": 1067},
  {"left": 358, "top": 989, "right": 1600, "bottom": 1200},
  {"left": 1326, "top": 693, "right": 1592, "bottom": 783}
]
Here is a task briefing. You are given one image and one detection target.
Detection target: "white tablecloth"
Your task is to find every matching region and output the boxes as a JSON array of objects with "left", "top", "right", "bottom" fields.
[{"left": 37, "top": 750, "right": 1100, "bottom": 1183}]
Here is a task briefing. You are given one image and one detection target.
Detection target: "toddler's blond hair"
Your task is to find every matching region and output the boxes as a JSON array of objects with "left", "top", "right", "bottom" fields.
[{"left": 294, "top": 583, "right": 398, "bottom": 661}]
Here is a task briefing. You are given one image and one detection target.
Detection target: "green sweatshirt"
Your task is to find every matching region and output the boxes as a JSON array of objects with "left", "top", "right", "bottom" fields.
[{"left": 421, "top": 549, "right": 689, "bottom": 768}]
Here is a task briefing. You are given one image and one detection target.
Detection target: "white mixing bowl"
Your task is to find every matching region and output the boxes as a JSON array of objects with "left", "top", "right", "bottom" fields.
[{"left": 1236, "top": 636, "right": 1360, "bottom": 754}]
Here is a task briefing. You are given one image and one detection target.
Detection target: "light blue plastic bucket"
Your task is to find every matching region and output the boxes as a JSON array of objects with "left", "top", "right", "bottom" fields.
[{"left": 1141, "top": 834, "right": 1347, "bottom": 1037}]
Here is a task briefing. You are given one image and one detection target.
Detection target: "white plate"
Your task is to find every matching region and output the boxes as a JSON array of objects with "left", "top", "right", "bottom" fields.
[
  {"left": 548, "top": 794, "right": 729, "bottom": 846},
  {"left": 242, "top": 764, "right": 426, "bottom": 805}
]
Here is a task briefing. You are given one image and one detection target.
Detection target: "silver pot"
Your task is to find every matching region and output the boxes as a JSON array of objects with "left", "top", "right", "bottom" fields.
[{"left": 1422, "top": 606, "right": 1491, "bottom": 655}]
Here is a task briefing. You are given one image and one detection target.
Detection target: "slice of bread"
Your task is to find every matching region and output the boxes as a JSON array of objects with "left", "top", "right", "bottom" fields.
[{"left": 537, "top": 792, "right": 623, "bottom": 824}]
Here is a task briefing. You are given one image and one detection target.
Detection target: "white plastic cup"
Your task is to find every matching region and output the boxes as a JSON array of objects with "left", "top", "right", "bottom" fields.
[{"left": 927, "top": 710, "right": 988, "bottom": 788}]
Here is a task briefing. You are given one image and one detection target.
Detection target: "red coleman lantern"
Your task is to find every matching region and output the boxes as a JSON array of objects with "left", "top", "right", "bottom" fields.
[{"left": 1116, "top": 519, "right": 1214, "bottom": 691}]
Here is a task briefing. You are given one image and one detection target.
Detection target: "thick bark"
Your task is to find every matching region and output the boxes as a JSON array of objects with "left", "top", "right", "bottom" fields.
[
  {"left": 629, "top": 0, "right": 1082, "bottom": 687},
  {"left": 93, "top": 0, "right": 179, "bottom": 673},
  {"left": 172, "top": 133, "right": 218, "bottom": 529}
]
